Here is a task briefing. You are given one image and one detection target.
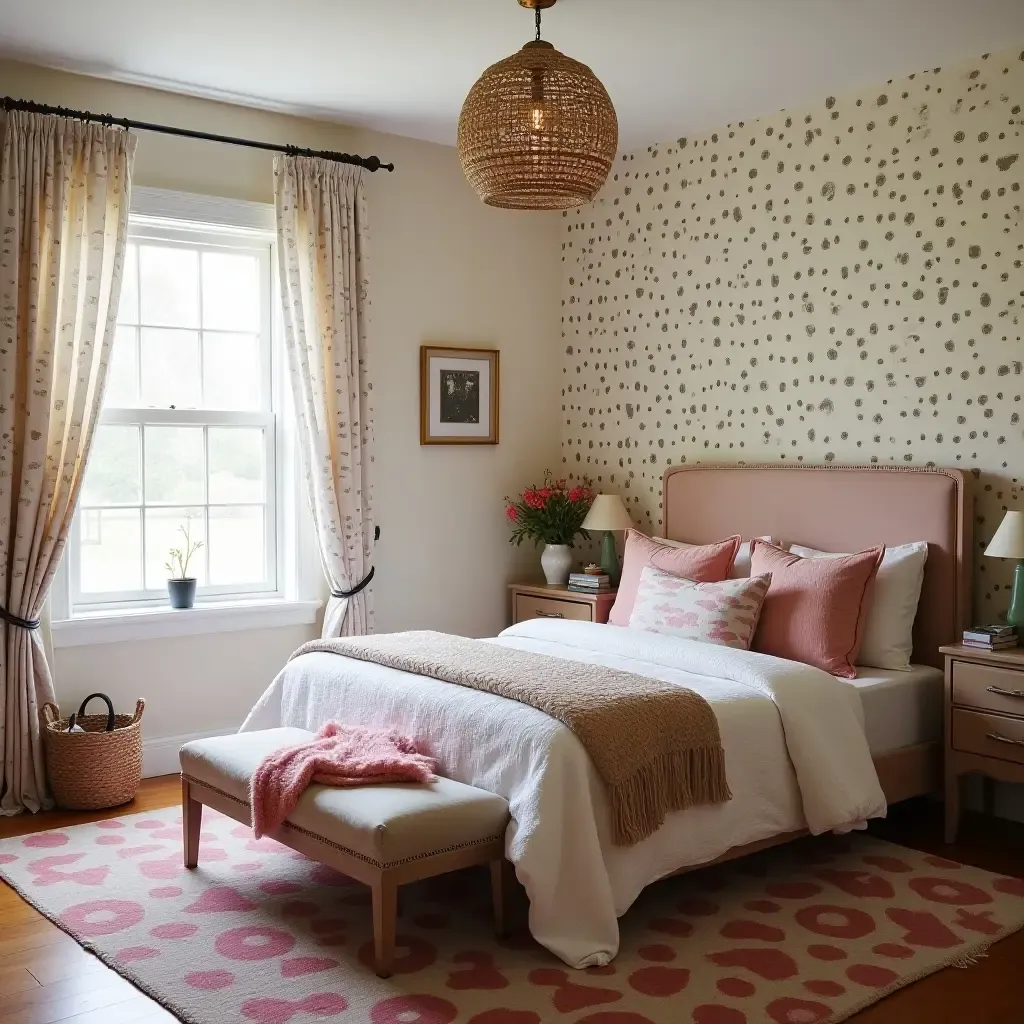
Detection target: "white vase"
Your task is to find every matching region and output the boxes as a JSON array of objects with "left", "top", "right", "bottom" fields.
[{"left": 540, "top": 544, "right": 573, "bottom": 586}]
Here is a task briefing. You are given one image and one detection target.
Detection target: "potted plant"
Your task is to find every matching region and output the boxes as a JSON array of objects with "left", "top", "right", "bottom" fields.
[
  {"left": 165, "top": 513, "right": 203, "bottom": 609},
  {"left": 505, "top": 473, "right": 594, "bottom": 585}
]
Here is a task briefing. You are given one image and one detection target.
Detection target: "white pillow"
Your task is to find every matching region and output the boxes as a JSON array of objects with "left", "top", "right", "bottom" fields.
[
  {"left": 788, "top": 541, "right": 929, "bottom": 671},
  {"left": 729, "top": 537, "right": 774, "bottom": 579},
  {"left": 661, "top": 535, "right": 772, "bottom": 578}
]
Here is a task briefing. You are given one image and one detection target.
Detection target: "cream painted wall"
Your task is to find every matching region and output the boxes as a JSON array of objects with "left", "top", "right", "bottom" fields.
[{"left": 0, "top": 59, "right": 561, "bottom": 750}]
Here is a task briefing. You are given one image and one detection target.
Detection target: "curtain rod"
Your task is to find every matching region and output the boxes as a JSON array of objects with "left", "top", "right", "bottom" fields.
[{"left": 1, "top": 96, "right": 395, "bottom": 173}]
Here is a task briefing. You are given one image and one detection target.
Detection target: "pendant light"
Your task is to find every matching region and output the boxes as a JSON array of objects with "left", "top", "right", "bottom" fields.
[{"left": 458, "top": 0, "right": 618, "bottom": 210}]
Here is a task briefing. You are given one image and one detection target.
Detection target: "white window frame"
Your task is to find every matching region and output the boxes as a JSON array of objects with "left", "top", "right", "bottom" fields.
[{"left": 50, "top": 189, "right": 321, "bottom": 643}]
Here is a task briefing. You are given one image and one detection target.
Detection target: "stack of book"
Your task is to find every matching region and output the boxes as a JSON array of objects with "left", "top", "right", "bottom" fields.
[
  {"left": 962, "top": 624, "right": 1019, "bottom": 651},
  {"left": 568, "top": 571, "right": 611, "bottom": 595}
]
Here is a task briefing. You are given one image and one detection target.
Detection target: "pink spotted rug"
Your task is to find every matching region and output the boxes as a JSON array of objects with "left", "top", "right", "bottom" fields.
[{"left": 1, "top": 809, "right": 1023, "bottom": 1024}]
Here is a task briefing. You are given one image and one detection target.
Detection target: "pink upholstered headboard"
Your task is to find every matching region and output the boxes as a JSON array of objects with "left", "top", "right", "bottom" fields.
[{"left": 661, "top": 465, "right": 972, "bottom": 670}]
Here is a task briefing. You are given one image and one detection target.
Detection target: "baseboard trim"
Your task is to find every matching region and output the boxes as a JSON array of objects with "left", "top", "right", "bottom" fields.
[{"left": 143, "top": 727, "right": 238, "bottom": 779}]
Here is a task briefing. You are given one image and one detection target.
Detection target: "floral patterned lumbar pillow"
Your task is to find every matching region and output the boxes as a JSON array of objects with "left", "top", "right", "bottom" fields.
[{"left": 628, "top": 565, "right": 773, "bottom": 650}]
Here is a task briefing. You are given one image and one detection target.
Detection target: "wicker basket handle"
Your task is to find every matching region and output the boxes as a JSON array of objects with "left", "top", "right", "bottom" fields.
[
  {"left": 130, "top": 698, "right": 145, "bottom": 725},
  {"left": 41, "top": 701, "right": 61, "bottom": 728},
  {"left": 77, "top": 693, "right": 116, "bottom": 732}
]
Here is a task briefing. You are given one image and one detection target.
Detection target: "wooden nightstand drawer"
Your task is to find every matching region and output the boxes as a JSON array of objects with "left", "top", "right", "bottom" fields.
[
  {"left": 509, "top": 582, "right": 616, "bottom": 627},
  {"left": 514, "top": 595, "right": 593, "bottom": 623},
  {"left": 952, "top": 708, "right": 1024, "bottom": 765},
  {"left": 951, "top": 660, "right": 1024, "bottom": 717}
]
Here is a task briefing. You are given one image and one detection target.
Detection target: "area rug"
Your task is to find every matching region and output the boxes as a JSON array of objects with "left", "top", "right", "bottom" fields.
[{"left": 1, "top": 809, "right": 1023, "bottom": 1024}]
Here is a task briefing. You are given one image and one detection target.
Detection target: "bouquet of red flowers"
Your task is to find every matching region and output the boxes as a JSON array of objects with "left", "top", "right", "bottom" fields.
[{"left": 505, "top": 473, "right": 594, "bottom": 547}]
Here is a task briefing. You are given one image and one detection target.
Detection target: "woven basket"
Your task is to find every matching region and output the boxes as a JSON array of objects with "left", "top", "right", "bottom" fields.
[{"left": 41, "top": 694, "right": 145, "bottom": 810}]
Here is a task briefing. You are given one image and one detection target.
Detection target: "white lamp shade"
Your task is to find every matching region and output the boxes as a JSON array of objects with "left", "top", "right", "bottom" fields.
[
  {"left": 582, "top": 494, "right": 633, "bottom": 533},
  {"left": 985, "top": 510, "right": 1024, "bottom": 559}
]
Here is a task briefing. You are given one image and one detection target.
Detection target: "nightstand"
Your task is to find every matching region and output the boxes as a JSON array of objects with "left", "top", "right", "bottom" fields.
[
  {"left": 509, "top": 582, "right": 617, "bottom": 626},
  {"left": 940, "top": 643, "right": 1024, "bottom": 843}
]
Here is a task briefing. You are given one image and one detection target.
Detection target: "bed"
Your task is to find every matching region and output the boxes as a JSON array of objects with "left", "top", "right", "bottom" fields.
[
  {"left": 241, "top": 463, "right": 972, "bottom": 968},
  {"left": 661, "top": 464, "right": 970, "bottom": 801}
]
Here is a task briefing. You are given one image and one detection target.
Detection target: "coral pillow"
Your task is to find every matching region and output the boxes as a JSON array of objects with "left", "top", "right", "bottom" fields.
[
  {"left": 629, "top": 566, "right": 772, "bottom": 650},
  {"left": 788, "top": 541, "right": 928, "bottom": 672},
  {"left": 750, "top": 539, "right": 884, "bottom": 678},
  {"left": 609, "top": 530, "right": 740, "bottom": 627}
]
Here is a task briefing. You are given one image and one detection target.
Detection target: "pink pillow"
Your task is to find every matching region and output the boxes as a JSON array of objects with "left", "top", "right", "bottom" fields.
[
  {"left": 750, "top": 539, "right": 884, "bottom": 678},
  {"left": 609, "top": 530, "right": 741, "bottom": 627},
  {"left": 629, "top": 566, "right": 772, "bottom": 650}
]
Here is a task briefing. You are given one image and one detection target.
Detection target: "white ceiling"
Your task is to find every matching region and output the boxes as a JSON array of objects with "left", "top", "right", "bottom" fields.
[{"left": 1, "top": 0, "right": 1023, "bottom": 152}]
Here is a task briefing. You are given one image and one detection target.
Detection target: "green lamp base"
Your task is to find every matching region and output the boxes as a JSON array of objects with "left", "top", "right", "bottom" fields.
[
  {"left": 598, "top": 531, "right": 620, "bottom": 585},
  {"left": 1007, "top": 560, "right": 1024, "bottom": 629}
]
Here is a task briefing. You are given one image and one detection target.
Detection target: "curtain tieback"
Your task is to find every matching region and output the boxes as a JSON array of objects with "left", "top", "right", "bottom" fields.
[
  {"left": 0, "top": 606, "right": 40, "bottom": 630},
  {"left": 330, "top": 525, "right": 380, "bottom": 601},
  {"left": 332, "top": 566, "right": 374, "bottom": 600}
]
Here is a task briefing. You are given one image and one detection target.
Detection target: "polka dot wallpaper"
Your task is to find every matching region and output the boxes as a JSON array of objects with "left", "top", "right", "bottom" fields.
[{"left": 561, "top": 46, "right": 1024, "bottom": 618}]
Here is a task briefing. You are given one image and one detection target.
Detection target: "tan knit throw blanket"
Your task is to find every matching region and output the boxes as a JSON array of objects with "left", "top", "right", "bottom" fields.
[{"left": 291, "top": 630, "right": 731, "bottom": 846}]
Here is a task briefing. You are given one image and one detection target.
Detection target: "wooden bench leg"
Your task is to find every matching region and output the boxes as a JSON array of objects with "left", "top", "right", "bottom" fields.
[
  {"left": 372, "top": 875, "right": 398, "bottom": 978},
  {"left": 182, "top": 778, "right": 203, "bottom": 869},
  {"left": 490, "top": 859, "right": 508, "bottom": 938}
]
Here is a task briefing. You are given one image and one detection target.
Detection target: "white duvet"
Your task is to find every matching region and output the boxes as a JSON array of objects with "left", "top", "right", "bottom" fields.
[{"left": 241, "top": 619, "right": 886, "bottom": 968}]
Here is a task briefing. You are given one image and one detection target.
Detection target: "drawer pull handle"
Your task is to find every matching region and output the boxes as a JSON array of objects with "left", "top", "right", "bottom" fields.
[
  {"left": 985, "top": 732, "right": 1024, "bottom": 748},
  {"left": 986, "top": 685, "right": 1024, "bottom": 699},
  {"left": 535, "top": 610, "right": 564, "bottom": 619}
]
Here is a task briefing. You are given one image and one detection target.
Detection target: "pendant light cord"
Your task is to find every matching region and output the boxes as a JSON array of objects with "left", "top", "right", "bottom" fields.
[{"left": 536, "top": 6, "right": 542, "bottom": 40}]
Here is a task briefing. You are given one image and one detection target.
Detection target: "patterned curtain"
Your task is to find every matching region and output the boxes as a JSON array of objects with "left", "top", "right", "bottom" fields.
[
  {"left": 0, "top": 111, "right": 136, "bottom": 814},
  {"left": 274, "top": 157, "right": 375, "bottom": 638}
]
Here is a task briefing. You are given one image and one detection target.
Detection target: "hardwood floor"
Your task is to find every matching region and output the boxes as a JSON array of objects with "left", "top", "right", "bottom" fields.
[
  {"left": 0, "top": 780, "right": 1021, "bottom": 1022},
  {"left": 0, "top": 778, "right": 181, "bottom": 1024}
]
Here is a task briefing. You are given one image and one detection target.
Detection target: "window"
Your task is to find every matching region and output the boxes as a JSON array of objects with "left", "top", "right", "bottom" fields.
[{"left": 69, "top": 213, "right": 279, "bottom": 610}]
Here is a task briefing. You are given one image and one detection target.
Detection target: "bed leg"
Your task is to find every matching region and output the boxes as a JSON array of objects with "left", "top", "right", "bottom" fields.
[
  {"left": 372, "top": 875, "right": 398, "bottom": 978},
  {"left": 182, "top": 778, "right": 203, "bottom": 869},
  {"left": 944, "top": 769, "right": 961, "bottom": 844},
  {"left": 490, "top": 859, "right": 508, "bottom": 938}
]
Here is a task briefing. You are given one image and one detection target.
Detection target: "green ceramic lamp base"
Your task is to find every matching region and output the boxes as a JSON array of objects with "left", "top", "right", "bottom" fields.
[
  {"left": 599, "top": 531, "right": 620, "bottom": 585},
  {"left": 1007, "top": 560, "right": 1024, "bottom": 630}
]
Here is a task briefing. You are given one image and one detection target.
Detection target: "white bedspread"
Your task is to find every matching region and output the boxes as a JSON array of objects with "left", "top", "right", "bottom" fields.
[{"left": 241, "top": 620, "right": 886, "bottom": 967}]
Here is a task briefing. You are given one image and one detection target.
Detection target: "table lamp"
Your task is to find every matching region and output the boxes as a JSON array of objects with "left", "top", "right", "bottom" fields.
[
  {"left": 984, "top": 510, "right": 1024, "bottom": 628},
  {"left": 581, "top": 494, "right": 633, "bottom": 585}
]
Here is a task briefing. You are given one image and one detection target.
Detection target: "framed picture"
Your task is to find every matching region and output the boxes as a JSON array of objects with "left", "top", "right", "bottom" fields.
[{"left": 420, "top": 345, "right": 499, "bottom": 445}]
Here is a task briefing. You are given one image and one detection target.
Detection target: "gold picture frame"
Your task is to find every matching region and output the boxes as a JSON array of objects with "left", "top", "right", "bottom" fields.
[{"left": 420, "top": 345, "right": 499, "bottom": 445}]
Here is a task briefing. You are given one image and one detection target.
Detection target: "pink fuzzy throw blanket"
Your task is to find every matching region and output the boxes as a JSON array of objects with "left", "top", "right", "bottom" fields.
[{"left": 250, "top": 723, "right": 437, "bottom": 838}]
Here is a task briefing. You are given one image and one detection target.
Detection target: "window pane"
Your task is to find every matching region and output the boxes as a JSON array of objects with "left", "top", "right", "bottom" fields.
[
  {"left": 105, "top": 326, "right": 139, "bottom": 407},
  {"left": 118, "top": 243, "right": 139, "bottom": 324},
  {"left": 82, "top": 425, "right": 141, "bottom": 505},
  {"left": 202, "top": 252, "right": 260, "bottom": 331},
  {"left": 139, "top": 245, "right": 199, "bottom": 327},
  {"left": 140, "top": 328, "right": 201, "bottom": 408},
  {"left": 209, "top": 506, "right": 264, "bottom": 585},
  {"left": 144, "top": 426, "right": 205, "bottom": 504},
  {"left": 80, "top": 508, "right": 142, "bottom": 593},
  {"left": 203, "top": 332, "right": 262, "bottom": 410},
  {"left": 208, "top": 428, "right": 264, "bottom": 503},
  {"left": 145, "top": 507, "right": 207, "bottom": 588}
]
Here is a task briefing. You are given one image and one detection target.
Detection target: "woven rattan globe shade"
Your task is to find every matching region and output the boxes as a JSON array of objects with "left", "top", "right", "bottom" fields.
[{"left": 458, "top": 40, "right": 618, "bottom": 210}]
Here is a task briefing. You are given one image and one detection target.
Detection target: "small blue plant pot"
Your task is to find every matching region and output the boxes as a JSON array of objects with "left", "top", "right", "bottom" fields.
[{"left": 168, "top": 578, "right": 197, "bottom": 609}]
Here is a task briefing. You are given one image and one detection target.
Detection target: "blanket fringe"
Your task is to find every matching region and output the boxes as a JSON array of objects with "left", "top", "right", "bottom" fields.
[{"left": 609, "top": 747, "right": 732, "bottom": 846}]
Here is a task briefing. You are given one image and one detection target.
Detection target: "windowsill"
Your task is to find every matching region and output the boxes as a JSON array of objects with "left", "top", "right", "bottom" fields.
[{"left": 51, "top": 598, "right": 322, "bottom": 648}]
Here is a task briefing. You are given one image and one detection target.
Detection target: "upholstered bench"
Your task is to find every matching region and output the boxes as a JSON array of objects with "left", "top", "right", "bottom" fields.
[{"left": 179, "top": 728, "right": 510, "bottom": 977}]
